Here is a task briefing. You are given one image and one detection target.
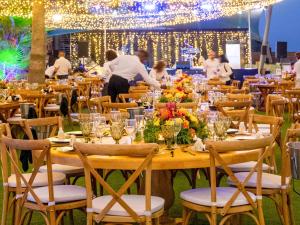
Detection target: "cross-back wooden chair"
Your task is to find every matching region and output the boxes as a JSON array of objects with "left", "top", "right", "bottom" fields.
[
  {"left": 215, "top": 100, "right": 252, "bottom": 129},
  {"left": 119, "top": 93, "right": 145, "bottom": 103},
  {"left": 231, "top": 80, "right": 240, "bottom": 88},
  {"left": 226, "top": 93, "right": 253, "bottom": 102},
  {"left": 74, "top": 142, "right": 164, "bottom": 225},
  {"left": 84, "top": 77, "right": 104, "bottom": 97},
  {"left": 102, "top": 102, "right": 138, "bottom": 113},
  {"left": 1, "top": 136, "right": 86, "bottom": 225},
  {"left": 181, "top": 136, "right": 273, "bottom": 225},
  {"left": 22, "top": 116, "right": 84, "bottom": 185},
  {"left": 270, "top": 98, "right": 288, "bottom": 117},
  {"left": 230, "top": 88, "right": 249, "bottom": 94},
  {"left": 129, "top": 86, "right": 149, "bottom": 91},
  {"left": 285, "top": 90, "right": 300, "bottom": 122},
  {"left": 129, "top": 89, "right": 149, "bottom": 94},
  {"left": 76, "top": 81, "right": 91, "bottom": 113},
  {"left": 89, "top": 96, "right": 111, "bottom": 114},
  {"left": 228, "top": 128, "right": 297, "bottom": 225}
]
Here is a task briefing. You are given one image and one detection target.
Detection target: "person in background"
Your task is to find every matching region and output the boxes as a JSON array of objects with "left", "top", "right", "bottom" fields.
[
  {"left": 54, "top": 51, "right": 72, "bottom": 80},
  {"left": 45, "top": 65, "right": 55, "bottom": 79},
  {"left": 218, "top": 54, "right": 233, "bottom": 85},
  {"left": 293, "top": 53, "right": 300, "bottom": 87},
  {"left": 102, "top": 49, "right": 118, "bottom": 96},
  {"left": 150, "top": 60, "right": 169, "bottom": 82},
  {"left": 203, "top": 50, "right": 220, "bottom": 80},
  {"left": 106, "top": 50, "right": 161, "bottom": 102}
]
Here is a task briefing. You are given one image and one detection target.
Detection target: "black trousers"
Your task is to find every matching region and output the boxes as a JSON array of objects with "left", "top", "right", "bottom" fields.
[{"left": 108, "top": 75, "right": 130, "bottom": 102}]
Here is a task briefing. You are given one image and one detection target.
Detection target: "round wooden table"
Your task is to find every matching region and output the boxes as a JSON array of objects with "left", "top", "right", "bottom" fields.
[{"left": 51, "top": 146, "right": 261, "bottom": 212}]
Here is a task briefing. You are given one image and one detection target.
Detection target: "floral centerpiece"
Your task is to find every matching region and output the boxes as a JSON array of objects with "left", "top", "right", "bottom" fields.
[
  {"left": 144, "top": 102, "right": 208, "bottom": 144},
  {"left": 159, "top": 74, "right": 194, "bottom": 103}
]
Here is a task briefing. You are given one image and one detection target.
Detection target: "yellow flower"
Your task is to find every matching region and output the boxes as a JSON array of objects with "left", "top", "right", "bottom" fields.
[
  {"left": 175, "top": 118, "right": 183, "bottom": 124},
  {"left": 154, "top": 118, "right": 160, "bottom": 126},
  {"left": 165, "top": 94, "right": 173, "bottom": 99},
  {"left": 165, "top": 120, "right": 175, "bottom": 126},
  {"left": 189, "top": 115, "right": 198, "bottom": 124}
]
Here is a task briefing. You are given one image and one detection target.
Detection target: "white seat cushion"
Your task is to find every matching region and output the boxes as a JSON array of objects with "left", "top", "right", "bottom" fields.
[
  {"left": 180, "top": 187, "right": 256, "bottom": 207},
  {"left": 39, "top": 164, "right": 84, "bottom": 175},
  {"left": 225, "top": 161, "right": 270, "bottom": 172},
  {"left": 92, "top": 195, "right": 164, "bottom": 216},
  {"left": 257, "top": 124, "right": 271, "bottom": 135},
  {"left": 27, "top": 185, "right": 86, "bottom": 203},
  {"left": 228, "top": 172, "right": 290, "bottom": 189},
  {"left": 8, "top": 172, "right": 66, "bottom": 188}
]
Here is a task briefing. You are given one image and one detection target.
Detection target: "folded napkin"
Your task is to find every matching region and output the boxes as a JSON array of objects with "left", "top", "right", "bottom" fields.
[{"left": 192, "top": 138, "right": 206, "bottom": 152}]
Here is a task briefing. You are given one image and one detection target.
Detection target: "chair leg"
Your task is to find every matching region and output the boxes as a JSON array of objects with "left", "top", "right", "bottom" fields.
[
  {"left": 282, "top": 191, "right": 291, "bottom": 225},
  {"left": 69, "top": 210, "right": 75, "bottom": 225},
  {"left": 257, "top": 200, "right": 265, "bottom": 225},
  {"left": 87, "top": 213, "right": 93, "bottom": 225},
  {"left": 182, "top": 207, "right": 192, "bottom": 225},
  {"left": 1, "top": 188, "right": 9, "bottom": 225},
  {"left": 211, "top": 213, "right": 217, "bottom": 225},
  {"left": 287, "top": 191, "right": 296, "bottom": 225},
  {"left": 49, "top": 210, "right": 56, "bottom": 225},
  {"left": 154, "top": 217, "right": 160, "bottom": 225}
]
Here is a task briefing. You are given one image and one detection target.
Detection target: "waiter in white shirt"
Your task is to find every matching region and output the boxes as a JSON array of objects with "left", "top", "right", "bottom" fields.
[
  {"left": 203, "top": 50, "right": 220, "bottom": 80},
  {"left": 294, "top": 52, "right": 300, "bottom": 87},
  {"left": 54, "top": 51, "right": 72, "bottom": 79},
  {"left": 106, "top": 50, "right": 161, "bottom": 102}
]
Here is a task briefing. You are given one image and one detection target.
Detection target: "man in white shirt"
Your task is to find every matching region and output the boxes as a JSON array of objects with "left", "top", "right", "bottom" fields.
[
  {"left": 106, "top": 50, "right": 161, "bottom": 102},
  {"left": 45, "top": 65, "right": 55, "bottom": 79},
  {"left": 54, "top": 51, "right": 72, "bottom": 79},
  {"left": 203, "top": 50, "right": 220, "bottom": 80},
  {"left": 294, "top": 53, "right": 300, "bottom": 87}
]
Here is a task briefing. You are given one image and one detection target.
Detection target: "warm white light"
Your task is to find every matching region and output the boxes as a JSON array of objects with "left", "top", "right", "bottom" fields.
[
  {"left": 201, "top": 3, "right": 213, "bottom": 11},
  {"left": 144, "top": 3, "right": 156, "bottom": 11},
  {"left": 52, "top": 14, "right": 63, "bottom": 23}
]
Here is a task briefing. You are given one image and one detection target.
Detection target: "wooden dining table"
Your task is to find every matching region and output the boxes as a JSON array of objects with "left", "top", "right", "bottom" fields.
[
  {"left": 0, "top": 102, "right": 20, "bottom": 122},
  {"left": 50, "top": 144, "right": 261, "bottom": 212}
]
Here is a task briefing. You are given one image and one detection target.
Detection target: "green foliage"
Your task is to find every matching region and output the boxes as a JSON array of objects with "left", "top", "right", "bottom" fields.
[{"left": 144, "top": 120, "right": 161, "bottom": 143}]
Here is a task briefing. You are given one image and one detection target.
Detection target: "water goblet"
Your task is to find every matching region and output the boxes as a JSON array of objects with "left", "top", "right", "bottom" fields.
[
  {"left": 110, "top": 122, "right": 124, "bottom": 144},
  {"left": 172, "top": 119, "right": 182, "bottom": 148},
  {"left": 111, "top": 111, "right": 122, "bottom": 123},
  {"left": 214, "top": 119, "right": 226, "bottom": 140},
  {"left": 161, "top": 124, "right": 175, "bottom": 150},
  {"left": 125, "top": 119, "right": 137, "bottom": 143},
  {"left": 80, "top": 121, "right": 93, "bottom": 143}
]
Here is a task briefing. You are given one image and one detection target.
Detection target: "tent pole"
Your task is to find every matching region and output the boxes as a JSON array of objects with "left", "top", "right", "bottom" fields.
[{"left": 259, "top": 5, "right": 273, "bottom": 74}]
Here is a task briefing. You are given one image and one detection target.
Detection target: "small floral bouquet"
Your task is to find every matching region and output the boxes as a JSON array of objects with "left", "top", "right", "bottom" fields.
[{"left": 144, "top": 102, "right": 208, "bottom": 144}]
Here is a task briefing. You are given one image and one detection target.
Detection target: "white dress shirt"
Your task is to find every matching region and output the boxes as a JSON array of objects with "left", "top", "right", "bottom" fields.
[
  {"left": 204, "top": 58, "right": 220, "bottom": 79},
  {"left": 107, "top": 55, "right": 161, "bottom": 89},
  {"left": 294, "top": 60, "right": 300, "bottom": 80},
  {"left": 149, "top": 68, "right": 169, "bottom": 81},
  {"left": 45, "top": 66, "right": 55, "bottom": 78},
  {"left": 218, "top": 63, "right": 232, "bottom": 82},
  {"left": 102, "top": 61, "right": 115, "bottom": 83},
  {"left": 54, "top": 57, "right": 72, "bottom": 76}
]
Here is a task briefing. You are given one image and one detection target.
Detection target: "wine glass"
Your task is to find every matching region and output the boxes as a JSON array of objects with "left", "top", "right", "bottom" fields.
[
  {"left": 80, "top": 121, "right": 93, "bottom": 143},
  {"left": 95, "top": 117, "right": 108, "bottom": 143},
  {"left": 161, "top": 124, "right": 175, "bottom": 150},
  {"left": 172, "top": 119, "right": 182, "bottom": 148},
  {"left": 125, "top": 119, "right": 137, "bottom": 143},
  {"left": 135, "top": 115, "right": 145, "bottom": 140},
  {"left": 110, "top": 122, "right": 124, "bottom": 144},
  {"left": 111, "top": 111, "right": 122, "bottom": 123},
  {"left": 214, "top": 119, "right": 226, "bottom": 140}
]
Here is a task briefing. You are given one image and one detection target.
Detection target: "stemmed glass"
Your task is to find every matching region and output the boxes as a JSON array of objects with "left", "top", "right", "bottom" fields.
[
  {"left": 110, "top": 122, "right": 124, "bottom": 144},
  {"left": 111, "top": 111, "right": 122, "bottom": 123},
  {"left": 95, "top": 116, "right": 108, "bottom": 143},
  {"left": 161, "top": 124, "right": 175, "bottom": 150},
  {"left": 214, "top": 119, "right": 227, "bottom": 140},
  {"left": 135, "top": 115, "right": 145, "bottom": 141},
  {"left": 80, "top": 121, "right": 93, "bottom": 143},
  {"left": 125, "top": 119, "right": 137, "bottom": 143},
  {"left": 173, "top": 119, "right": 182, "bottom": 148}
]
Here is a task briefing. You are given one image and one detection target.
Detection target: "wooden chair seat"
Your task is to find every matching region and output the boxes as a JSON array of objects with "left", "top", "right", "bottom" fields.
[
  {"left": 228, "top": 172, "right": 291, "bottom": 189},
  {"left": 27, "top": 185, "right": 86, "bottom": 204},
  {"left": 8, "top": 172, "right": 66, "bottom": 188},
  {"left": 92, "top": 195, "right": 164, "bottom": 216},
  {"left": 39, "top": 164, "right": 83, "bottom": 175},
  {"left": 181, "top": 187, "right": 256, "bottom": 207}
]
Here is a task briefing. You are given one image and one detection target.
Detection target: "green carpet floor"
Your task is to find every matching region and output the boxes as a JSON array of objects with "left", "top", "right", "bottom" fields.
[{"left": 0, "top": 114, "right": 299, "bottom": 225}]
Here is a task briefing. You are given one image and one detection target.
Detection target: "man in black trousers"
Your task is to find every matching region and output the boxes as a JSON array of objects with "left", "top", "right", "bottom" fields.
[{"left": 106, "top": 50, "right": 161, "bottom": 102}]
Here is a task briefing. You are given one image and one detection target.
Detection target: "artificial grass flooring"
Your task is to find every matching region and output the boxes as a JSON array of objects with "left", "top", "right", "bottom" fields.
[{"left": 0, "top": 114, "right": 299, "bottom": 225}]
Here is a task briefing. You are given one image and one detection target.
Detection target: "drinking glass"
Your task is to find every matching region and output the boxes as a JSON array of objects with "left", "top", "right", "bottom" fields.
[
  {"left": 161, "top": 124, "right": 175, "bottom": 150},
  {"left": 144, "top": 109, "right": 154, "bottom": 121},
  {"left": 96, "top": 123, "right": 109, "bottom": 143},
  {"left": 110, "top": 122, "right": 124, "bottom": 144},
  {"left": 172, "top": 119, "right": 182, "bottom": 148},
  {"left": 125, "top": 119, "right": 137, "bottom": 143},
  {"left": 214, "top": 119, "right": 226, "bottom": 140},
  {"left": 111, "top": 111, "right": 122, "bottom": 123},
  {"left": 80, "top": 121, "right": 93, "bottom": 143}
]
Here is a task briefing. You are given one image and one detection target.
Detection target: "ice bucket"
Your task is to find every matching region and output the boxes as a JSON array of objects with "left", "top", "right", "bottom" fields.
[
  {"left": 287, "top": 142, "right": 300, "bottom": 179},
  {"left": 20, "top": 103, "right": 35, "bottom": 119},
  {"left": 126, "top": 107, "right": 144, "bottom": 119}
]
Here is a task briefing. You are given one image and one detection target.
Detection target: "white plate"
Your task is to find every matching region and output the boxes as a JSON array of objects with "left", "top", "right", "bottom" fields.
[
  {"left": 48, "top": 137, "right": 70, "bottom": 143},
  {"left": 56, "top": 147, "right": 73, "bottom": 152},
  {"left": 66, "top": 131, "right": 82, "bottom": 136}
]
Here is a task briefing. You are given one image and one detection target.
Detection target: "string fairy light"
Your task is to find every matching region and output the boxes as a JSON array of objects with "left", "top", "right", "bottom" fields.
[
  {"left": 0, "top": 0, "right": 281, "bottom": 30},
  {"left": 70, "top": 30, "right": 250, "bottom": 66}
]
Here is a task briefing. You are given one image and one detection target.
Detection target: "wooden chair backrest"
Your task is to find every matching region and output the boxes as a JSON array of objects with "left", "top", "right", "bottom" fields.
[
  {"left": 84, "top": 78, "right": 103, "bottom": 97},
  {"left": 206, "top": 136, "right": 273, "bottom": 215},
  {"left": 119, "top": 93, "right": 145, "bottom": 103},
  {"left": 230, "top": 88, "right": 249, "bottom": 94},
  {"left": 77, "top": 81, "right": 91, "bottom": 98},
  {"left": 231, "top": 80, "right": 240, "bottom": 88},
  {"left": 270, "top": 99, "right": 287, "bottom": 117},
  {"left": 207, "top": 80, "right": 225, "bottom": 86},
  {"left": 74, "top": 142, "right": 159, "bottom": 223},
  {"left": 102, "top": 102, "right": 138, "bottom": 113},
  {"left": 226, "top": 93, "right": 253, "bottom": 102},
  {"left": 22, "top": 117, "right": 61, "bottom": 166},
  {"left": 215, "top": 100, "right": 252, "bottom": 129},
  {"left": 89, "top": 96, "right": 111, "bottom": 113},
  {"left": 0, "top": 136, "right": 52, "bottom": 211},
  {"left": 130, "top": 86, "right": 149, "bottom": 91},
  {"left": 129, "top": 89, "right": 149, "bottom": 94}
]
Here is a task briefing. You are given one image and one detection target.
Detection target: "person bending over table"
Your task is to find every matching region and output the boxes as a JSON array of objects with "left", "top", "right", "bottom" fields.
[
  {"left": 106, "top": 50, "right": 161, "bottom": 102},
  {"left": 102, "top": 49, "right": 118, "bottom": 96}
]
